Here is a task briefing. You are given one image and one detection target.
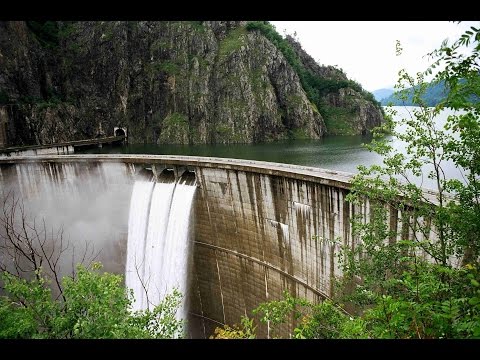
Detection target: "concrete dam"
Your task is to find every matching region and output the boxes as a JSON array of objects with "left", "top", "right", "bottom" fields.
[{"left": 0, "top": 155, "right": 437, "bottom": 338}]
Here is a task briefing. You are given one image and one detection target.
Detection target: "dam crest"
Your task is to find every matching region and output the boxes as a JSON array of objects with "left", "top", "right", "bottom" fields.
[{"left": 0, "top": 155, "right": 438, "bottom": 338}]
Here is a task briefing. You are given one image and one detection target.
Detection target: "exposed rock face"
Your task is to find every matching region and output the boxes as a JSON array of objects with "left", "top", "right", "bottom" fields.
[
  {"left": 286, "top": 35, "right": 384, "bottom": 135},
  {"left": 324, "top": 88, "right": 384, "bottom": 135},
  {"left": 0, "top": 21, "right": 381, "bottom": 146}
]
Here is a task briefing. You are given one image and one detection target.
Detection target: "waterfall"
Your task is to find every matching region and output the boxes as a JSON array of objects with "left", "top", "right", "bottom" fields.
[
  {"left": 125, "top": 179, "right": 196, "bottom": 322},
  {"left": 125, "top": 181, "right": 155, "bottom": 312},
  {"left": 159, "top": 182, "right": 196, "bottom": 321},
  {"left": 280, "top": 223, "right": 289, "bottom": 243},
  {"left": 144, "top": 182, "right": 176, "bottom": 308}
]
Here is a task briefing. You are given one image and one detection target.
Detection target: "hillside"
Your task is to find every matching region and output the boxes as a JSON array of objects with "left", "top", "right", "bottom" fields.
[
  {"left": 380, "top": 81, "right": 448, "bottom": 106},
  {"left": 372, "top": 88, "right": 394, "bottom": 102},
  {"left": 0, "top": 21, "right": 384, "bottom": 146}
]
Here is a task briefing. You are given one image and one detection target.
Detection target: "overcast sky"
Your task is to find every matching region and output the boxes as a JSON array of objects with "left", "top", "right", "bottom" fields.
[{"left": 270, "top": 21, "right": 479, "bottom": 92}]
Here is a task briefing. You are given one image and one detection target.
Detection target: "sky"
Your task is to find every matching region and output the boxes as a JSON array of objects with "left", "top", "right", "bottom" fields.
[{"left": 270, "top": 21, "right": 479, "bottom": 92}]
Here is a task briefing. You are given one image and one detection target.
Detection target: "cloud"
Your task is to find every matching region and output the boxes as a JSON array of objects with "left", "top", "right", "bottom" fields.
[{"left": 270, "top": 21, "right": 480, "bottom": 91}]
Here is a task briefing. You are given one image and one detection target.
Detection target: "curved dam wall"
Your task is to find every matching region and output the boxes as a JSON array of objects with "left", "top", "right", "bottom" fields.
[{"left": 0, "top": 155, "right": 437, "bottom": 338}]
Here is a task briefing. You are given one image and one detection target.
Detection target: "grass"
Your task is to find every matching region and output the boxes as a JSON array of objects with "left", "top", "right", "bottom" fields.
[{"left": 218, "top": 27, "right": 247, "bottom": 58}]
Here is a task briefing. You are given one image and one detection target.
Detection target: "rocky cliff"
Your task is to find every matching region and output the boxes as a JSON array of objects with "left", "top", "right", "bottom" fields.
[
  {"left": 0, "top": 21, "right": 383, "bottom": 146},
  {"left": 285, "top": 35, "right": 384, "bottom": 135}
]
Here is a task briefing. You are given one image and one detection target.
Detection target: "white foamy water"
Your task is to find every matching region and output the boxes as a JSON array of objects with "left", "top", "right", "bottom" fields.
[
  {"left": 294, "top": 201, "right": 311, "bottom": 216},
  {"left": 143, "top": 182, "right": 176, "bottom": 309},
  {"left": 280, "top": 223, "right": 289, "bottom": 242},
  {"left": 125, "top": 179, "right": 196, "bottom": 322},
  {"left": 159, "top": 182, "right": 196, "bottom": 321},
  {"left": 125, "top": 181, "right": 155, "bottom": 312}
]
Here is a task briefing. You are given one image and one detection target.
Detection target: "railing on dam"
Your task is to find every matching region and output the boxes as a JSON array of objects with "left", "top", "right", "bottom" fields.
[
  {"left": 0, "top": 154, "right": 440, "bottom": 338},
  {"left": 0, "top": 136, "right": 125, "bottom": 157},
  {"left": 0, "top": 153, "right": 357, "bottom": 187},
  {"left": 0, "top": 154, "right": 440, "bottom": 202}
]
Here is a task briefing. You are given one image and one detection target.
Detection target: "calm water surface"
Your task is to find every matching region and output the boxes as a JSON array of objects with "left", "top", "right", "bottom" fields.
[{"left": 89, "top": 107, "right": 466, "bottom": 191}]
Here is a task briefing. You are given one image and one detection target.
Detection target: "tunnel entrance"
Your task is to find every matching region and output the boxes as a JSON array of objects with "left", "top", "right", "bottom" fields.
[{"left": 113, "top": 127, "right": 128, "bottom": 145}]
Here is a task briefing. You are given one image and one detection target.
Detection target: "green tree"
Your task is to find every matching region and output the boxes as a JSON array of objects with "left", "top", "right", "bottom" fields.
[
  {"left": 338, "top": 24, "right": 480, "bottom": 338},
  {"left": 218, "top": 24, "right": 480, "bottom": 339},
  {"left": 0, "top": 263, "right": 184, "bottom": 339},
  {"left": 212, "top": 291, "right": 367, "bottom": 339},
  {"left": 253, "top": 292, "right": 367, "bottom": 339},
  {"left": 245, "top": 21, "right": 383, "bottom": 131},
  {"left": 210, "top": 316, "right": 256, "bottom": 339},
  {"left": 0, "top": 192, "right": 184, "bottom": 339}
]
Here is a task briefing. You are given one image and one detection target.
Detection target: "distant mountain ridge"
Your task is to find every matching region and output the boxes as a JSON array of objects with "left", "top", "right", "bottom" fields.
[
  {"left": 380, "top": 81, "right": 448, "bottom": 106},
  {"left": 372, "top": 88, "right": 394, "bottom": 102}
]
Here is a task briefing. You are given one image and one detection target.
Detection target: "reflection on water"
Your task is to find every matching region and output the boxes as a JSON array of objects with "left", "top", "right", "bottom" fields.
[
  {"left": 85, "top": 107, "right": 466, "bottom": 191},
  {"left": 88, "top": 135, "right": 382, "bottom": 174}
]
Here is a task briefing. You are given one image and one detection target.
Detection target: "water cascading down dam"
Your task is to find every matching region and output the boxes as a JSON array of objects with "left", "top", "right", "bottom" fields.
[
  {"left": 0, "top": 155, "right": 439, "bottom": 338},
  {"left": 126, "top": 179, "right": 196, "bottom": 322}
]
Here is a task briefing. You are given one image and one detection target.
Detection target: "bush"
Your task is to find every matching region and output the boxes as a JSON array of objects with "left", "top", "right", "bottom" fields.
[
  {"left": 0, "top": 263, "right": 184, "bottom": 339},
  {"left": 245, "top": 21, "right": 381, "bottom": 130}
]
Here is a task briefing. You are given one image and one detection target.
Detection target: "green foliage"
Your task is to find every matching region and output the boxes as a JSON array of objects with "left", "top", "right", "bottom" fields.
[
  {"left": 147, "top": 60, "right": 181, "bottom": 76},
  {"left": 100, "top": 26, "right": 114, "bottom": 42},
  {"left": 57, "top": 22, "right": 77, "bottom": 40},
  {"left": 250, "top": 68, "right": 267, "bottom": 90},
  {"left": 430, "top": 26, "right": 480, "bottom": 265},
  {"left": 28, "top": 20, "right": 75, "bottom": 55},
  {"left": 253, "top": 291, "right": 309, "bottom": 328},
  {"left": 288, "top": 128, "right": 310, "bottom": 140},
  {"left": 338, "top": 24, "right": 480, "bottom": 339},
  {"left": 293, "top": 300, "right": 367, "bottom": 339},
  {"left": 61, "top": 263, "right": 133, "bottom": 338},
  {"left": 225, "top": 291, "right": 368, "bottom": 339},
  {"left": 150, "top": 39, "right": 172, "bottom": 53},
  {"left": 212, "top": 291, "right": 308, "bottom": 338},
  {"left": 189, "top": 21, "right": 205, "bottom": 33},
  {"left": 428, "top": 26, "right": 480, "bottom": 112},
  {"left": 127, "top": 21, "right": 139, "bottom": 32},
  {"left": 0, "top": 89, "right": 10, "bottom": 105},
  {"left": 0, "top": 271, "right": 57, "bottom": 339},
  {"left": 15, "top": 86, "right": 67, "bottom": 111},
  {"left": 218, "top": 27, "right": 247, "bottom": 58},
  {"left": 220, "top": 23, "right": 480, "bottom": 340},
  {"left": 162, "top": 112, "right": 187, "bottom": 130},
  {"left": 321, "top": 104, "right": 357, "bottom": 135},
  {"left": 31, "top": 99, "right": 62, "bottom": 111},
  {"left": 215, "top": 123, "right": 233, "bottom": 137},
  {"left": 0, "top": 263, "right": 184, "bottom": 339},
  {"left": 158, "top": 112, "right": 189, "bottom": 143},
  {"left": 359, "top": 263, "right": 480, "bottom": 338},
  {"left": 286, "top": 94, "right": 303, "bottom": 109},
  {"left": 246, "top": 21, "right": 302, "bottom": 75},
  {"left": 26, "top": 21, "right": 60, "bottom": 49},
  {"left": 246, "top": 21, "right": 323, "bottom": 112},
  {"left": 252, "top": 291, "right": 367, "bottom": 339},
  {"left": 158, "top": 60, "right": 180, "bottom": 76},
  {"left": 245, "top": 21, "right": 381, "bottom": 133},
  {"left": 210, "top": 316, "right": 256, "bottom": 339}
]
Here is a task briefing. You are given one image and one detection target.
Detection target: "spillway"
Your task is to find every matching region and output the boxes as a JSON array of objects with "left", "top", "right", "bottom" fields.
[{"left": 125, "top": 179, "right": 196, "bottom": 323}]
